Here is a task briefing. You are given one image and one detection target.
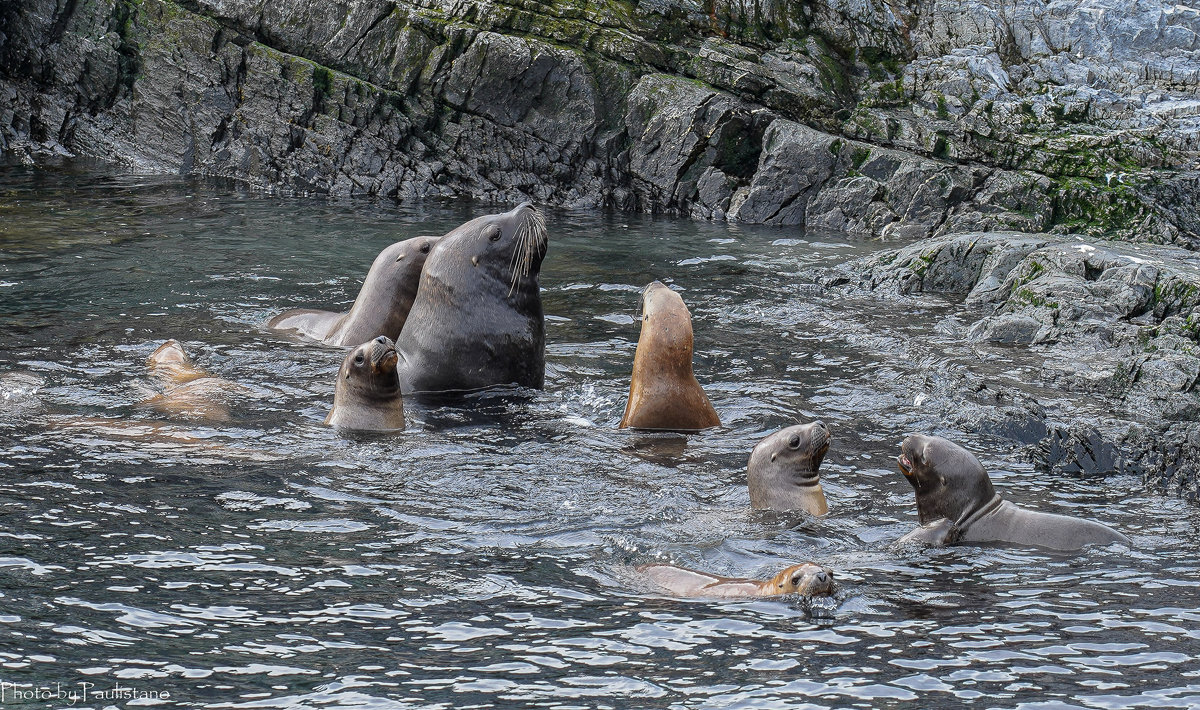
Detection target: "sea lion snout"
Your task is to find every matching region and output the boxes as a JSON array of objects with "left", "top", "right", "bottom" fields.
[
  {"left": 810, "top": 420, "right": 831, "bottom": 453},
  {"left": 367, "top": 336, "right": 398, "bottom": 373}
]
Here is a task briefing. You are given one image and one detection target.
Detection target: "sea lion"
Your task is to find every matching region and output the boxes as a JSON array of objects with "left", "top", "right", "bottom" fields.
[
  {"left": 638, "top": 562, "right": 835, "bottom": 598},
  {"left": 268, "top": 235, "right": 439, "bottom": 346},
  {"left": 397, "top": 203, "right": 548, "bottom": 394},
  {"left": 143, "top": 340, "right": 241, "bottom": 421},
  {"left": 619, "top": 281, "right": 720, "bottom": 431},
  {"left": 326, "top": 336, "right": 405, "bottom": 432},
  {"left": 748, "top": 421, "right": 830, "bottom": 515},
  {"left": 896, "top": 434, "right": 1131, "bottom": 550}
]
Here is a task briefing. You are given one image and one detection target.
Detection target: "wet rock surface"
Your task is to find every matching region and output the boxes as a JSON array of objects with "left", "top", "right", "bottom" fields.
[
  {"left": 824, "top": 231, "right": 1200, "bottom": 498},
  {"left": 1, "top": 0, "right": 1198, "bottom": 244}
]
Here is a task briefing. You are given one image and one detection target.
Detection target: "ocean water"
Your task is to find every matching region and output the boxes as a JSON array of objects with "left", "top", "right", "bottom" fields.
[{"left": 1, "top": 163, "right": 1197, "bottom": 709}]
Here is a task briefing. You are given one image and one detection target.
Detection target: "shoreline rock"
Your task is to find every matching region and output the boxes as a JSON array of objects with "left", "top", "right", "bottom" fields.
[
  {"left": 1, "top": 0, "right": 1197, "bottom": 245},
  {"left": 823, "top": 231, "right": 1200, "bottom": 498}
]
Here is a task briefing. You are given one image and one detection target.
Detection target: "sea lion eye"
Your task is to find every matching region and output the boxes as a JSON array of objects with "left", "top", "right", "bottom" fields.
[
  {"left": 788, "top": 435, "right": 801, "bottom": 449},
  {"left": 791, "top": 575, "right": 802, "bottom": 586},
  {"left": 420, "top": 242, "right": 430, "bottom": 254},
  {"left": 354, "top": 353, "right": 365, "bottom": 365},
  {"left": 488, "top": 226, "right": 502, "bottom": 242}
]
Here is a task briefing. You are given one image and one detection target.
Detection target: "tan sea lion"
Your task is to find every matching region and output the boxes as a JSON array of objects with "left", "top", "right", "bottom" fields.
[
  {"left": 897, "top": 434, "right": 1131, "bottom": 550},
  {"left": 619, "top": 281, "right": 720, "bottom": 431},
  {"left": 397, "top": 204, "right": 548, "bottom": 394},
  {"left": 638, "top": 562, "right": 835, "bottom": 598},
  {"left": 748, "top": 421, "right": 830, "bottom": 515},
  {"left": 268, "top": 235, "right": 439, "bottom": 346},
  {"left": 326, "top": 336, "right": 405, "bottom": 432},
  {"left": 143, "top": 340, "right": 241, "bottom": 421}
]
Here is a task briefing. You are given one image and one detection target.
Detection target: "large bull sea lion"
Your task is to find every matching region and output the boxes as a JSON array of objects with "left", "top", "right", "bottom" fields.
[
  {"left": 268, "top": 235, "right": 439, "bottom": 346},
  {"left": 896, "top": 434, "right": 1130, "bottom": 551},
  {"left": 620, "top": 281, "right": 720, "bottom": 431},
  {"left": 397, "top": 203, "right": 548, "bottom": 394}
]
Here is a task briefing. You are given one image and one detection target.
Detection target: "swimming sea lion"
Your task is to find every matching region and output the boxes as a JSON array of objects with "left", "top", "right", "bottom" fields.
[
  {"left": 748, "top": 421, "right": 830, "bottom": 515},
  {"left": 619, "top": 281, "right": 720, "bottom": 431},
  {"left": 326, "top": 336, "right": 405, "bottom": 432},
  {"left": 143, "top": 340, "right": 242, "bottom": 421},
  {"left": 397, "top": 203, "right": 548, "bottom": 394},
  {"left": 268, "top": 235, "right": 439, "bottom": 346},
  {"left": 638, "top": 562, "right": 835, "bottom": 598},
  {"left": 896, "top": 434, "right": 1131, "bottom": 550}
]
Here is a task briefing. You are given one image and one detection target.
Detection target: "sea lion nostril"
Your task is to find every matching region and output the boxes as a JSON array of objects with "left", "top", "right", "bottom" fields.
[{"left": 375, "top": 336, "right": 388, "bottom": 344}]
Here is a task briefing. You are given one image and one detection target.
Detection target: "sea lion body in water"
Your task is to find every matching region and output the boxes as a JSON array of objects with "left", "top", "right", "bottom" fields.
[
  {"left": 897, "top": 434, "right": 1131, "bottom": 551},
  {"left": 144, "top": 340, "right": 242, "bottom": 421},
  {"left": 748, "top": 421, "right": 830, "bottom": 515},
  {"left": 326, "top": 336, "right": 405, "bottom": 432},
  {"left": 268, "top": 235, "right": 439, "bottom": 346},
  {"left": 638, "top": 562, "right": 834, "bottom": 598},
  {"left": 619, "top": 281, "right": 720, "bottom": 431},
  {"left": 397, "top": 203, "right": 548, "bottom": 394}
]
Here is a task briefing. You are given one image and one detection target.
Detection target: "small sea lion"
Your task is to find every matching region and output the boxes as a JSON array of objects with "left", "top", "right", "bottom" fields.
[
  {"left": 268, "top": 235, "right": 439, "bottom": 346},
  {"left": 748, "top": 421, "right": 830, "bottom": 515},
  {"left": 896, "top": 434, "right": 1131, "bottom": 550},
  {"left": 397, "top": 203, "right": 548, "bottom": 394},
  {"left": 326, "top": 336, "right": 405, "bottom": 432},
  {"left": 619, "top": 281, "right": 720, "bottom": 431},
  {"left": 143, "top": 340, "right": 241, "bottom": 421},
  {"left": 638, "top": 562, "right": 835, "bottom": 598}
]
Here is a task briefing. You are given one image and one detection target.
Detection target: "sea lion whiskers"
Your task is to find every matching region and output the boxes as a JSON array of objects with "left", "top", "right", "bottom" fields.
[{"left": 507, "top": 205, "right": 547, "bottom": 296}]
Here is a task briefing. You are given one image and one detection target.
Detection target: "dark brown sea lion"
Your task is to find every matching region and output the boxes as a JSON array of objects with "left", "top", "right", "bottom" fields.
[
  {"left": 268, "top": 235, "right": 439, "bottom": 346},
  {"left": 638, "top": 562, "right": 835, "bottom": 598},
  {"left": 326, "top": 336, "right": 405, "bottom": 432},
  {"left": 397, "top": 203, "right": 548, "bottom": 394},
  {"left": 619, "top": 281, "right": 720, "bottom": 431},
  {"left": 896, "top": 434, "right": 1131, "bottom": 550},
  {"left": 143, "top": 340, "right": 242, "bottom": 421},
  {"left": 748, "top": 421, "right": 830, "bottom": 515}
]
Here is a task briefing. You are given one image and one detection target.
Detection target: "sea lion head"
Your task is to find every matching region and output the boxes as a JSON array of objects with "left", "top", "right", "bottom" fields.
[
  {"left": 635, "top": 281, "right": 694, "bottom": 366},
  {"left": 147, "top": 340, "right": 208, "bottom": 385},
  {"left": 441, "top": 202, "right": 548, "bottom": 296},
  {"left": 898, "top": 434, "right": 995, "bottom": 525},
  {"left": 148, "top": 340, "right": 193, "bottom": 368},
  {"left": 339, "top": 336, "right": 400, "bottom": 395},
  {"left": 326, "top": 336, "right": 405, "bottom": 432},
  {"left": 770, "top": 562, "right": 835, "bottom": 596},
  {"left": 747, "top": 421, "right": 831, "bottom": 515},
  {"left": 366, "top": 235, "right": 439, "bottom": 299}
]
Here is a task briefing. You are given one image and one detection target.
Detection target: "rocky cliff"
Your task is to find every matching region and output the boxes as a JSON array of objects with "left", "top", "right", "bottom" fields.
[{"left": 2, "top": 0, "right": 1199, "bottom": 246}]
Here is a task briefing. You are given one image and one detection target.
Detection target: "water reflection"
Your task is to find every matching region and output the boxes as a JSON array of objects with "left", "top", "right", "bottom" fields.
[{"left": 0, "top": 164, "right": 1198, "bottom": 708}]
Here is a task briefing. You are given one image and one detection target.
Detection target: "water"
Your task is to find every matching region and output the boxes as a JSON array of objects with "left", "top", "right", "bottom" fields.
[{"left": 2, "top": 162, "right": 1199, "bottom": 709}]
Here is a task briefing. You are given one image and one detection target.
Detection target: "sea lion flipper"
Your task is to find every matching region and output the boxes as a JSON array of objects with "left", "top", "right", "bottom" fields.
[{"left": 897, "top": 518, "right": 961, "bottom": 547}]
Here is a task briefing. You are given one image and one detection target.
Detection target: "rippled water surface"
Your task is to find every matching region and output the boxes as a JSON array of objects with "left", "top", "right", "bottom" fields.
[{"left": 2, "top": 163, "right": 1199, "bottom": 709}]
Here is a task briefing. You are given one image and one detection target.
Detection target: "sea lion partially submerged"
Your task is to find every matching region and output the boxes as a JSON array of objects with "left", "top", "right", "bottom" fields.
[
  {"left": 143, "top": 340, "right": 242, "bottom": 421},
  {"left": 326, "top": 336, "right": 405, "bottom": 432},
  {"left": 619, "top": 281, "right": 720, "bottom": 431},
  {"left": 638, "top": 562, "right": 835, "bottom": 598},
  {"left": 397, "top": 203, "right": 548, "bottom": 394},
  {"left": 896, "top": 434, "right": 1131, "bottom": 551},
  {"left": 748, "top": 421, "right": 830, "bottom": 515},
  {"left": 268, "top": 235, "right": 439, "bottom": 346}
]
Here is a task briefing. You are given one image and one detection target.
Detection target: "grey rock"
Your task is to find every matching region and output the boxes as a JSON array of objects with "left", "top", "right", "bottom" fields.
[
  {"left": 830, "top": 229, "right": 1200, "bottom": 497},
  {"left": 1, "top": 0, "right": 1197, "bottom": 242}
]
